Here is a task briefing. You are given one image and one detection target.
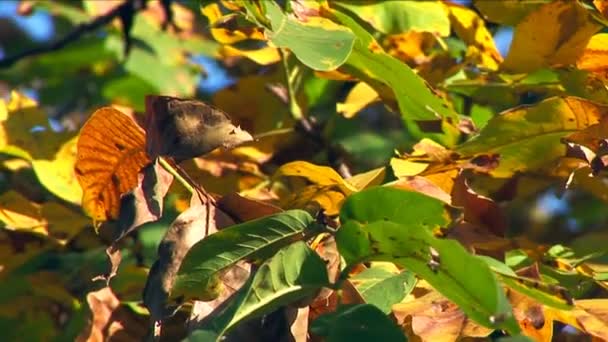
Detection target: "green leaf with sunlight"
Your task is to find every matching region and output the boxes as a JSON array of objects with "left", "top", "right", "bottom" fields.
[
  {"left": 456, "top": 96, "right": 608, "bottom": 178},
  {"left": 480, "top": 256, "right": 574, "bottom": 310},
  {"left": 351, "top": 265, "right": 416, "bottom": 314},
  {"left": 337, "top": 187, "right": 519, "bottom": 334},
  {"left": 326, "top": 7, "right": 460, "bottom": 145},
  {"left": 334, "top": 1, "right": 450, "bottom": 35},
  {"left": 172, "top": 210, "right": 319, "bottom": 300},
  {"left": 264, "top": 1, "right": 355, "bottom": 71}
]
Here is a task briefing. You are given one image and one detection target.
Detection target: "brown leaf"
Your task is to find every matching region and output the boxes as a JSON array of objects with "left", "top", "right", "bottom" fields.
[
  {"left": 75, "top": 107, "right": 150, "bottom": 223},
  {"left": 217, "top": 192, "right": 282, "bottom": 222},
  {"left": 143, "top": 193, "right": 235, "bottom": 332},
  {"left": 393, "top": 289, "right": 493, "bottom": 342},
  {"left": 188, "top": 261, "right": 251, "bottom": 329},
  {"left": 145, "top": 95, "right": 252, "bottom": 162},
  {"left": 452, "top": 174, "right": 507, "bottom": 236},
  {"left": 76, "top": 287, "right": 148, "bottom": 342}
]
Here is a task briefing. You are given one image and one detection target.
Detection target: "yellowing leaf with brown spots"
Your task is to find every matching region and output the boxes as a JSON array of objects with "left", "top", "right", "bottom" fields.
[
  {"left": 75, "top": 107, "right": 150, "bottom": 223},
  {"left": 577, "top": 33, "right": 608, "bottom": 82},
  {"left": 502, "top": 1, "right": 602, "bottom": 73},
  {"left": 446, "top": 3, "right": 503, "bottom": 70},
  {"left": 393, "top": 287, "right": 493, "bottom": 342}
]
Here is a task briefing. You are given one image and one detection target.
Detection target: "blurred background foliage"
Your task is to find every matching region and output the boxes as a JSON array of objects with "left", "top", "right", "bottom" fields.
[{"left": 0, "top": 0, "right": 607, "bottom": 340}]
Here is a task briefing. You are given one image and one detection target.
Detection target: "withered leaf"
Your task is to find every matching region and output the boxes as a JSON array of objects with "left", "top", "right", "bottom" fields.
[
  {"left": 145, "top": 95, "right": 253, "bottom": 161},
  {"left": 95, "top": 158, "right": 174, "bottom": 285},
  {"left": 451, "top": 173, "right": 507, "bottom": 236},
  {"left": 143, "top": 193, "right": 235, "bottom": 333},
  {"left": 75, "top": 107, "right": 150, "bottom": 223},
  {"left": 216, "top": 192, "right": 282, "bottom": 223}
]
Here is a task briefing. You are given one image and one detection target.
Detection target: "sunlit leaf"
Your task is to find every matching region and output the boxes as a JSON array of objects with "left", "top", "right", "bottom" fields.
[
  {"left": 334, "top": 1, "right": 450, "bottom": 36},
  {"left": 265, "top": 2, "right": 355, "bottom": 71},
  {"left": 350, "top": 265, "right": 415, "bottom": 314},
  {"left": 446, "top": 2, "right": 502, "bottom": 70},
  {"left": 31, "top": 136, "right": 82, "bottom": 205},
  {"left": 172, "top": 210, "right": 318, "bottom": 301},
  {"left": 337, "top": 187, "right": 519, "bottom": 333},
  {"left": 456, "top": 97, "right": 608, "bottom": 178},
  {"left": 75, "top": 107, "right": 150, "bottom": 222},
  {"left": 502, "top": 1, "right": 602, "bottom": 73},
  {"left": 393, "top": 287, "right": 494, "bottom": 341}
]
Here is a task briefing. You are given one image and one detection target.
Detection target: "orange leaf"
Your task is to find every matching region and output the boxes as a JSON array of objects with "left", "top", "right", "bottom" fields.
[{"left": 75, "top": 107, "right": 150, "bottom": 223}]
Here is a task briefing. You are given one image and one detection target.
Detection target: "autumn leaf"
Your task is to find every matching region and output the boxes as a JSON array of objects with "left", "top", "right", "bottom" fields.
[
  {"left": 75, "top": 106, "right": 150, "bottom": 223},
  {"left": 446, "top": 2, "right": 503, "bottom": 70},
  {"left": 0, "top": 190, "right": 90, "bottom": 245},
  {"left": 502, "top": 1, "right": 602, "bottom": 73},
  {"left": 143, "top": 193, "right": 235, "bottom": 330},
  {"left": 577, "top": 33, "right": 608, "bottom": 82},
  {"left": 393, "top": 284, "right": 494, "bottom": 342}
]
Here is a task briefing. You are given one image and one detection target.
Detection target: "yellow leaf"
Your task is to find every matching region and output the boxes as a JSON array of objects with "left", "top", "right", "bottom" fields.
[
  {"left": 0, "top": 191, "right": 89, "bottom": 244},
  {"left": 0, "top": 91, "right": 73, "bottom": 161},
  {"left": 382, "top": 31, "right": 436, "bottom": 65},
  {"left": 32, "top": 136, "right": 83, "bottom": 205},
  {"left": 75, "top": 107, "right": 150, "bottom": 223},
  {"left": 447, "top": 3, "right": 503, "bottom": 70},
  {"left": 0, "top": 191, "right": 46, "bottom": 234},
  {"left": 390, "top": 158, "right": 429, "bottom": 177},
  {"left": 336, "top": 82, "right": 379, "bottom": 118},
  {"left": 275, "top": 161, "right": 357, "bottom": 193},
  {"left": 502, "top": 1, "right": 602, "bottom": 73},
  {"left": 221, "top": 45, "right": 281, "bottom": 65},
  {"left": 346, "top": 167, "right": 386, "bottom": 191},
  {"left": 577, "top": 33, "right": 608, "bottom": 82},
  {"left": 594, "top": 0, "right": 608, "bottom": 19}
]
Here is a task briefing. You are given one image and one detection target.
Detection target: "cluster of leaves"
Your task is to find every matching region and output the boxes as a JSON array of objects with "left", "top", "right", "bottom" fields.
[{"left": 2, "top": 0, "right": 608, "bottom": 341}]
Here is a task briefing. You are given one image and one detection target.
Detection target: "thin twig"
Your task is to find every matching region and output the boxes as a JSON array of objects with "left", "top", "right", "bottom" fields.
[
  {"left": 158, "top": 157, "right": 195, "bottom": 194},
  {"left": 0, "top": 0, "right": 146, "bottom": 68}
]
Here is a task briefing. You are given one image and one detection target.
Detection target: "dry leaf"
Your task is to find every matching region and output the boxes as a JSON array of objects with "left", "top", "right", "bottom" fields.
[
  {"left": 452, "top": 174, "right": 507, "bottom": 236},
  {"left": 76, "top": 287, "right": 148, "bottom": 342},
  {"left": 145, "top": 95, "right": 253, "bottom": 161},
  {"left": 75, "top": 107, "right": 150, "bottom": 223},
  {"left": 143, "top": 193, "right": 235, "bottom": 332},
  {"left": 95, "top": 159, "right": 174, "bottom": 284},
  {"left": 216, "top": 192, "right": 282, "bottom": 222},
  {"left": 393, "top": 289, "right": 493, "bottom": 342}
]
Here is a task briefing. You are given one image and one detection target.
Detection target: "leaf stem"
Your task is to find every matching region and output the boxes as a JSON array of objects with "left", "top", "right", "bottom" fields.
[
  {"left": 158, "top": 157, "right": 195, "bottom": 194},
  {"left": 279, "top": 48, "right": 303, "bottom": 120}
]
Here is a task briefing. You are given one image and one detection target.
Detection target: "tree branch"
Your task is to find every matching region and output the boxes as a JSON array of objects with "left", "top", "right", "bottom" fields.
[{"left": 0, "top": 0, "right": 147, "bottom": 69}]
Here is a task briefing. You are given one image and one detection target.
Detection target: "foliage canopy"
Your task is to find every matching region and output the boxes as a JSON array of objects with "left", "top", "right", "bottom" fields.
[{"left": 1, "top": 0, "right": 608, "bottom": 341}]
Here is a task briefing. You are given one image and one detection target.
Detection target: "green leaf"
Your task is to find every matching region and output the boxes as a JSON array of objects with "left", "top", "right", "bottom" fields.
[
  {"left": 327, "top": 7, "right": 459, "bottom": 145},
  {"left": 310, "top": 304, "right": 406, "bottom": 342},
  {"left": 479, "top": 256, "right": 574, "bottom": 310},
  {"left": 173, "top": 209, "right": 317, "bottom": 299},
  {"left": 456, "top": 96, "right": 608, "bottom": 178},
  {"left": 339, "top": 186, "right": 449, "bottom": 228},
  {"left": 265, "top": 1, "right": 355, "bottom": 71},
  {"left": 334, "top": 1, "right": 450, "bottom": 35},
  {"left": 336, "top": 187, "right": 519, "bottom": 334},
  {"left": 351, "top": 267, "right": 416, "bottom": 313},
  {"left": 189, "top": 241, "right": 329, "bottom": 340}
]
